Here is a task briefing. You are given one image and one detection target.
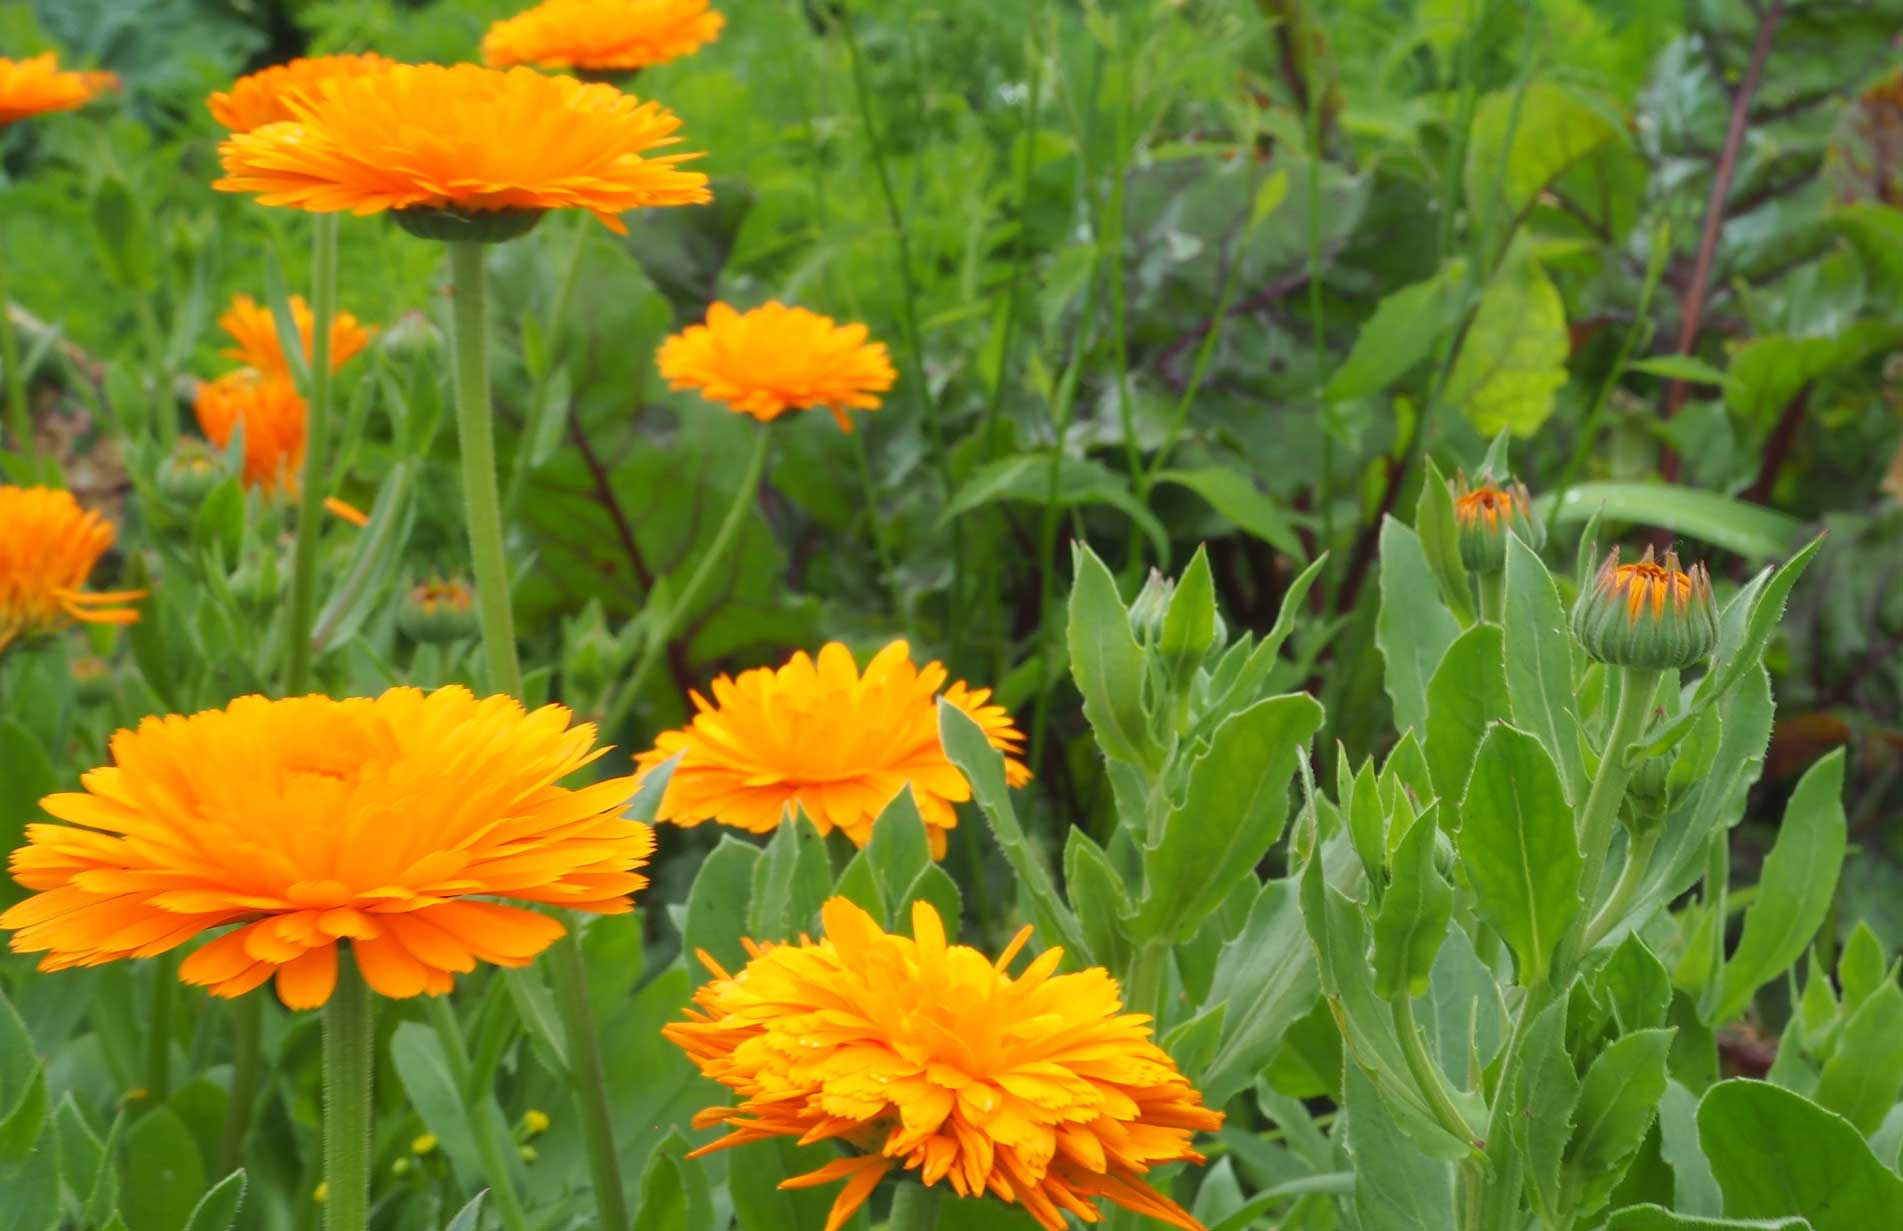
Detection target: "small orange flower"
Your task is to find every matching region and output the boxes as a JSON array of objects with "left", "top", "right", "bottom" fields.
[
  {"left": 206, "top": 52, "right": 396, "bottom": 133},
  {"left": 0, "top": 53, "right": 116, "bottom": 127},
  {"left": 214, "top": 63, "right": 710, "bottom": 234},
  {"left": 1571, "top": 545, "right": 1720, "bottom": 671},
  {"left": 217, "top": 294, "right": 374, "bottom": 377},
  {"left": 0, "top": 486, "right": 143, "bottom": 653},
  {"left": 193, "top": 371, "right": 307, "bottom": 495},
  {"left": 484, "top": 0, "right": 724, "bottom": 72},
  {"left": 666, "top": 897, "right": 1222, "bottom": 1231},
  {"left": 1, "top": 686, "right": 654, "bottom": 1007},
  {"left": 633, "top": 641, "right": 1028, "bottom": 858},
  {"left": 657, "top": 302, "right": 896, "bottom": 431}
]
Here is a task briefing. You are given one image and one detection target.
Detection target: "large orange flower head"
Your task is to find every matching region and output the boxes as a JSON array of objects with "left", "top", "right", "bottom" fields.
[
  {"left": 193, "top": 370, "right": 307, "bottom": 495},
  {"left": 1, "top": 686, "right": 654, "bottom": 1008},
  {"left": 206, "top": 52, "right": 396, "bottom": 133},
  {"left": 0, "top": 486, "right": 143, "bottom": 653},
  {"left": 666, "top": 897, "right": 1222, "bottom": 1231},
  {"left": 657, "top": 301, "right": 896, "bottom": 432},
  {"left": 484, "top": 0, "right": 725, "bottom": 72},
  {"left": 218, "top": 293, "right": 374, "bottom": 377},
  {"left": 633, "top": 641, "right": 1029, "bottom": 859},
  {"left": 0, "top": 53, "right": 116, "bottom": 127},
  {"left": 214, "top": 63, "right": 710, "bottom": 236}
]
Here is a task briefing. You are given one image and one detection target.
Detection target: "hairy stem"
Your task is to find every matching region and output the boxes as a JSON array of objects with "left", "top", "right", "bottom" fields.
[
  {"left": 321, "top": 956, "right": 373, "bottom": 1231},
  {"left": 888, "top": 1180, "right": 942, "bottom": 1231},
  {"left": 286, "top": 213, "right": 340, "bottom": 695},
  {"left": 1560, "top": 666, "right": 1661, "bottom": 973},
  {"left": 1392, "top": 994, "right": 1477, "bottom": 1150},
  {"left": 549, "top": 930, "right": 629, "bottom": 1231}
]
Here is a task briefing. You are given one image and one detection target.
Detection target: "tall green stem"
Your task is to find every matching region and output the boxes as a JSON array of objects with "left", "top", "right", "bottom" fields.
[
  {"left": 1391, "top": 994, "right": 1477, "bottom": 1150},
  {"left": 447, "top": 240, "right": 523, "bottom": 698},
  {"left": 550, "top": 932, "right": 629, "bottom": 1231},
  {"left": 0, "top": 237, "right": 33, "bottom": 467},
  {"left": 888, "top": 1181, "right": 942, "bottom": 1231},
  {"left": 321, "top": 956, "right": 373, "bottom": 1231},
  {"left": 1477, "top": 572, "right": 1504, "bottom": 624},
  {"left": 1583, "top": 825, "right": 1662, "bottom": 949},
  {"left": 1558, "top": 666, "right": 1661, "bottom": 974},
  {"left": 286, "top": 213, "right": 340, "bottom": 695}
]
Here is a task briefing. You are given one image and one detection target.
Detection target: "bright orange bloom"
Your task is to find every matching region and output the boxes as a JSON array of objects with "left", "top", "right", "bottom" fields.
[
  {"left": 484, "top": 0, "right": 724, "bottom": 72},
  {"left": 667, "top": 898, "right": 1222, "bottom": 1231},
  {"left": 658, "top": 302, "right": 896, "bottom": 432},
  {"left": 633, "top": 641, "right": 1028, "bottom": 859},
  {"left": 214, "top": 63, "right": 710, "bottom": 233},
  {"left": 193, "top": 371, "right": 306, "bottom": 495},
  {"left": 0, "top": 53, "right": 116, "bottom": 127},
  {"left": 217, "top": 294, "right": 374, "bottom": 377},
  {"left": 206, "top": 52, "right": 396, "bottom": 133},
  {"left": 1, "top": 687, "right": 653, "bottom": 1008},
  {"left": 0, "top": 486, "right": 143, "bottom": 653}
]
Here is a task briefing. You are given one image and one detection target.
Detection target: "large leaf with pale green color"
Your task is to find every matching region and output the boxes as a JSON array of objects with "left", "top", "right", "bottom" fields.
[
  {"left": 1425, "top": 623, "right": 1509, "bottom": 809},
  {"left": 1325, "top": 261, "right": 1464, "bottom": 401},
  {"left": 1346, "top": 1061, "right": 1456, "bottom": 1230},
  {"left": 1458, "top": 724, "right": 1581, "bottom": 989},
  {"left": 1537, "top": 483, "right": 1804, "bottom": 561},
  {"left": 1699, "top": 1081, "right": 1903, "bottom": 1230},
  {"left": 1066, "top": 543, "right": 1163, "bottom": 770},
  {"left": 1465, "top": 82, "right": 1624, "bottom": 235},
  {"left": 1502, "top": 534, "right": 1585, "bottom": 803},
  {"left": 1198, "top": 877, "right": 1319, "bottom": 1106},
  {"left": 1376, "top": 517, "right": 1462, "bottom": 738},
  {"left": 1444, "top": 254, "right": 1569, "bottom": 437}
]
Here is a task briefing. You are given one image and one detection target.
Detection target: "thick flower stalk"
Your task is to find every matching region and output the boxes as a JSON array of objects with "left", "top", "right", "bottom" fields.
[
  {"left": 484, "top": 0, "right": 725, "bottom": 72},
  {"left": 634, "top": 641, "right": 1029, "bottom": 857},
  {"left": 658, "top": 300, "right": 897, "bottom": 432},
  {"left": 0, "top": 686, "right": 654, "bottom": 1006},
  {"left": 0, "top": 485, "right": 143, "bottom": 653},
  {"left": 667, "top": 898, "right": 1222, "bottom": 1231}
]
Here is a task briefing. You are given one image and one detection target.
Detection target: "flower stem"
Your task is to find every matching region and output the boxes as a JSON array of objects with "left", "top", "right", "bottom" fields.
[
  {"left": 321, "top": 955, "right": 373, "bottom": 1231},
  {"left": 1558, "top": 666, "right": 1661, "bottom": 974},
  {"left": 888, "top": 1180, "right": 941, "bottom": 1231},
  {"left": 286, "top": 213, "right": 340, "bottom": 696},
  {"left": 1123, "top": 938, "right": 1172, "bottom": 1025},
  {"left": 217, "top": 994, "right": 261, "bottom": 1171},
  {"left": 447, "top": 239, "right": 523, "bottom": 698},
  {"left": 1583, "top": 823, "right": 1662, "bottom": 950},
  {"left": 549, "top": 930, "right": 629, "bottom": 1231},
  {"left": 596, "top": 423, "right": 770, "bottom": 737},
  {"left": 1477, "top": 572, "right": 1504, "bottom": 624},
  {"left": 0, "top": 235, "right": 35, "bottom": 467},
  {"left": 1391, "top": 993, "right": 1477, "bottom": 1151}
]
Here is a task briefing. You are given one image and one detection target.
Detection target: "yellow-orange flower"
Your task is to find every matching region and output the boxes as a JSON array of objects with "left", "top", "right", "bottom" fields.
[
  {"left": 657, "top": 302, "right": 896, "bottom": 431},
  {"left": 214, "top": 63, "right": 710, "bottom": 233},
  {"left": 193, "top": 371, "right": 307, "bottom": 495},
  {"left": 0, "top": 53, "right": 116, "bottom": 127},
  {"left": 0, "top": 486, "right": 143, "bottom": 653},
  {"left": 206, "top": 52, "right": 396, "bottom": 133},
  {"left": 666, "top": 897, "right": 1222, "bottom": 1231},
  {"left": 1, "top": 686, "right": 653, "bottom": 1008},
  {"left": 217, "top": 294, "right": 374, "bottom": 377},
  {"left": 633, "top": 641, "right": 1028, "bottom": 859},
  {"left": 484, "top": 0, "right": 724, "bottom": 72}
]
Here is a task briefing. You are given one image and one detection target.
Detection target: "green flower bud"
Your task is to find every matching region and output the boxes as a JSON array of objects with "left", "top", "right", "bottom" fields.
[
  {"left": 157, "top": 441, "right": 230, "bottom": 508},
  {"left": 70, "top": 655, "right": 114, "bottom": 704},
  {"left": 1126, "top": 569, "right": 1175, "bottom": 644},
  {"left": 1452, "top": 469, "right": 1543, "bottom": 575},
  {"left": 398, "top": 579, "right": 478, "bottom": 644},
  {"left": 1571, "top": 546, "right": 1719, "bottom": 671}
]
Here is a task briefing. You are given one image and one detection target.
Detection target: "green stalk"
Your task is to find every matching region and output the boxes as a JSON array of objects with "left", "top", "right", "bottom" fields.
[
  {"left": 1583, "top": 825, "right": 1662, "bottom": 949},
  {"left": 888, "top": 1181, "right": 942, "bottom": 1231},
  {"left": 1477, "top": 572, "right": 1504, "bottom": 624},
  {"left": 321, "top": 955, "right": 373, "bottom": 1231},
  {"left": 550, "top": 933, "right": 630, "bottom": 1231},
  {"left": 217, "top": 995, "right": 262, "bottom": 1170},
  {"left": 0, "top": 236, "right": 34, "bottom": 467},
  {"left": 1391, "top": 994, "right": 1477, "bottom": 1151},
  {"left": 595, "top": 423, "right": 770, "bottom": 738},
  {"left": 1304, "top": 42, "right": 1334, "bottom": 603},
  {"left": 286, "top": 213, "right": 340, "bottom": 695},
  {"left": 1123, "top": 938, "right": 1172, "bottom": 1025},
  {"left": 424, "top": 998, "right": 530, "bottom": 1231},
  {"left": 447, "top": 240, "right": 523, "bottom": 698},
  {"left": 1558, "top": 666, "right": 1661, "bottom": 974}
]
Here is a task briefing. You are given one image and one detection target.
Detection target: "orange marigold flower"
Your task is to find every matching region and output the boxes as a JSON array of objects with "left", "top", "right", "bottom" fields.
[
  {"left": 1, "top": 686, "right": 654, "bottom": 1008},
  {"left": 666, "top": 897, "right": 1222, "bottom": 1231},
  {"left": 218, "top": 294, "right": 374, "bottom": 377},
  {"left": 193, "top": 371, "right": 307, "bottom": 495},
  {"left": 0, "top": 53, "right": 116, "bottom": 127},
  {"left": 206, "top": 52, "right": 396, "bottom": 133},
  {"left": 484, "top": 0, "right": 724, "bottom": 72},
  {"left": 214, "top": 63, "right": 710, "bottom": 234},
  {"left": 0, "top": 486, "right": 143, "bottom": 653},
  {"left": 633, "top": 641, "right": 1028, "bottom": 859},
  {"left": 657, "top": 301, "right": 896, "bottom": 432}
]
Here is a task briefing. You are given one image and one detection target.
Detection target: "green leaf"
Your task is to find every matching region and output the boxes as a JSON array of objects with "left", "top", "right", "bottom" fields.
[
  {"left": 0, "top": 721, "right": 54, "bottom": 902},
  {"left": 1152, "top": 468, "right": 1304, "bottom": 560},
  {"left": 1537, "top": 483, "right": 1805, "bottom": 562},
  {"left": 1627, "top": 355, "right": 1728, "bottom": 385},
  {"left": 1511, "top": 995, "right": 1579, "bottom": 1225},
  {"left": 1376, "top": 517, "right": 1462, "bottom": 738},
  {"left": 1372, "top": 804, "right": 1453, "bottom": 1000},
  {"left": 750, "top": 813, "right": 832, "bottom": 940},
  {"left": 1162, "top": 1004, "right": 1226, "bottom": 1077},
  {"left": 1444, "top": 252, "right": 1569, "bottom": 436},
  {"left": 192, "top": 476, "right": 245, "bottom": 565},
  {"left": 1717, "top": 751, "right": 1846, "bottom": 1022},
  {"left": 1424, "top": 624, "right": 1508, "bottom": 809},
  {"left": 1160, "top": 546, "right": 1218, "bottom": 695},
  {"left": 1199, "top": 877, "right": 1320, "bottom": 1106},
  {"left": 896, "top": 863, "right": 963, "bottom": 932},
  {"left": 624, "top": 752, "right": 677, "bottom": 822},
  {"left": 1724, "top": 325, "right": 1902, "bottom": 424},
  {"left": 1699, "top": 1080, "right": 1903, "bottom": 1230},
  {"left": 831, "top": 850, "right": 884, "bottom": 921},
  {"left": 1063, "top": 828, "right": 1132, "bottom": 971},
  {"left": 940, "top": 453, "right": 1169, "bottom": 559},
  {"left": 1597, "top": 933, "right": 1672, "bottom": 1034},
  {"left": 1326, "top": 263, "right": 1464, "bottom": 401},
  {"left": 1694, "top": 535, "right": 1826, "bottom": 714},
  {"left": 1502, "top": 533, "right": 1585, "bottom": 803},
  {"left": 0, "top": 1058, "right": 45, "bottom": 1162},
  {"left": 682, "top": 837, "right": 762, "bottom": 981},
  {"left": 1606, "top": 1208, "right": 1809, "bottom": 1230},
  {"left": 1563, "top": 1029, "right": 1675, "bottom": 1213},
  {"left": 181, "top": 1171, "right": 247, "bottom": 1231},
  {"left": 1249, "top": 167, "right": 1292, "bottom": 227},
  {"left": 1415, "top": 456, "right": 1475, "bottom": 625},
  {"left": 938, "top": 700, "right": 1090, "bottom": 959},
  {"left": 123, "top": 1106, "right": 206, "bottom": 1231},
  {"left": 389, "top": 1023, "right": 485, "bottom": 1191},
  {"left": 729, "top": 1138, "right": 867, "bottom": 1231},
  {"left": 1346, "top": 1060, "right": 1456, "bottom": 1230},
  {"left": 1458, "top": 724, "right": 1581, "bottom": 988},
  {"left": 632, "top": 1130, "right": 715, "bottom": 1231},
  {"left": 443, "top": 1193, "right": 486, "bottom": 1231},
  {"left": 1812, "top": 982, "right": 1903, "bottom": 1135},
  {"left": 1133, "top": 694, "right": 1323, "bottom": 941},
  {"left": 1066, "top": 544, "right": 1162, "bottom": 769},
  {"left": 91, "top": 175, "right": 157, "bottom": 292},
  {"left": 1658, "top": 1078, "right": 1723, "bottom": 1217},
  {"left": 1465, "top": 82, "right": 1623, "bottom": 234}
]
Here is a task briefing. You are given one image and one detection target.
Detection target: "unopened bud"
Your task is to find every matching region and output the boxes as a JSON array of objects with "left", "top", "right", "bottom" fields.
[
  {"left": 1452, "top": 469, "right": 1542, "bottom": 575},
  {"left": 1572, "top": 546, "right": 1718, "bottom": 671}
]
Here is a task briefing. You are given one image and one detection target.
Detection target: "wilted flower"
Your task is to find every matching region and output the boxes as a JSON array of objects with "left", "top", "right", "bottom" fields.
[
  {"left": 0, "top": 53, "right": 116, "bottom": 127},
  {"left": 1571, "top": 545, "right": 1719, "bottom": 671},
  {"left": 206, "top": 53, "right": 396, "bottom": 133},
  {"left": 657, "top": 302, "right": 896, "bottom": 432},
  {"left": 666, "top": 897, "right": 1222, "bottom": 1231},
  {"left": 2, "top": 686, "right": 654, "bottom": 1007},
  {"left": 632, "top": 641, "right": 1028, "bottom": 858},
  {"left": 483, "top": 0, "right": 725, "bottom": 73},
  {"left": 0, "top": 486, "right": 143, "bottom": 653},
  {"left": 217, "top": 294, "right": 374, "bottom": 378},
  {"left": 398, "top": 579, "right": 479, "bottom": 644},
  {"left": 1452, "top": 469, "right": 1542, "bottom": 575}
]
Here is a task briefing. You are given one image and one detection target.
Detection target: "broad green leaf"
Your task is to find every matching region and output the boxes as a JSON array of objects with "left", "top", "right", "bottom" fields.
[
  {"left": 1161, "top": 547, "right": 1217, "bottom": 674},
  {"left": 624, "top": 752, "right": 677, "bottom": 822},
  {"left": 1133, "top": 694, "right": 1323, "bottom": 941},
  {"left": 1512, "top": 995, "right": 1579, "bottom": 1225},
  {"left": 1466, "top": 83, "right": 1623, "bottom": 235},
  {"left": 632, "top": 1130, "right": 715, "bottom": 1231},
  {"left": 1415, "top": 456, "right": 1474, "bottom": 625},
  {"left": 1346, "top": 759, "right": 1386, "bottom": 890},
  {"left": 1372, "top": 804, "right": 1452, "bottom": 1000},
  {"left": 389, "top": 1023, "right": 487, "bottom": 1191},
  {"left": 1717, "top": 752, "right": 1846, "bottom": 1022},
  {"left": 1626, "top": 355, "right": 1729, "bottom": 385},
  {"left": 1066, "top": 544, "right": 1162, "bottom": 769},
  {"left": 1249, "top": 167, "right": 1291, "bottom": 227},
  {"left": 1658, "top": 1079, "right": 1723, "bottom": 1217},
  {"left": 181, "top": 1171, "right": 246, "bottom": 1231},
  {"left": 1346, "top": 1061, "right": 1456, "bottom": 1231},
  {"left": 503, "top": 966, "right": 570, "bottom": 1074},
  {"left": 1837, "top": 923, "right": 1887, "bottom": 1012},
  {"left": 123, "top": 1106, "right": 206, "bottom": 1231},
  {"left": 940, "top": 453, "right": 1169, "bottom": 559},
  {"left": 1199, "top": 877, "right": 1320, "bottom": 1106},
  {"left": 750, "top": 812, "right": 832, "bottom": 939},
  {"left": 1326, "top": 263, "right": 1463, "bottom": 401},
  {"left": 1502, "top": 533, "right": 1585, "bottom": 802},
  {"left": 1376, "top": 517, "right": 1461, "bottom": 738},
  {"left": 1564, "top": 1029, "right": 1675, "bottom": 1214},
  {"left": 1538, "top": 482, "right": 1805, "bottom": 562},
  {"left": 1162, "top": 1005, "right": 1226, "bottom": 1077},
  {"left": 1597, "top": 933, "right": 1672, "bottom": 1034},
  {"left": 1425, "top": 624, "right": 1508, "bottom": 808},
  {"left": 1812, "top": 983, "right": 1903, "bottom": 1135},
  {"left": 1459, "top": 724, "right": 1581, "bottom": 988},
  {"left": 1699, "top": 1080, "right": 1903, "bottom": 1230},
  {"left": 831, "top": 849, "right": 884, "bottom": 921},
  {"left": 91, "top": 175, "right": 157, "bottom": 291},
  {"left": 443, "top": 1194, "right": 486, "bottom": 1231},
  {"left": 682, "top": 837, "right": 762, "bottom": 981},
  {"left": 1444, "top": 253, "right": 1569, "bottom": 436},
  {"left": 0, "top": 1060, "right": 45, "bottom": 1162},
  {"left": 729, "top": 1137, "right": 868, "bottom": 1231},
  {"left": 0, "top": 720, "right": 55, "bottom": 885},
  {"left": 1606, "top": 1208, "right": 1809, "bottom": 1230},
  {"left": 1152, "top": 468, "right": 1303, "bottom": 559},
  {"left": 1724, "top": 325, "right": 1901, "bottom": 424},
  {"left": 896, "top": 864, "right": 962, "bottom": 933},
  {"left": 1063, "top": 828, "right": 1132, "bottom": 971}
]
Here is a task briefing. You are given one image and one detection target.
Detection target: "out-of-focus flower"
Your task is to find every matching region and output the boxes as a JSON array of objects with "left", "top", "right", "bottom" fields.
[
  {"left": 633, "top": 641, "right": 1028, "bottom": 858},
  {"left": 666, "top": 897, "right": 1222, "bottom": 1231},
  {"left": 1572, "top": 545, "right": 1719, "bottom": 670},
  {"left": 193, "top": 372, "right": 306, "bottom": 495},
  {"left": 207, "top": 53, "right": 396, "bottom": 133},
  {"left": 1451, "top": 469, "right": 1542, "bottom": 575},
  {"left": 217, "top": 294, "right": 374, "bottom": 377},
  {"left": 398, "top": 579, "right": 479, "bottom": 644},
  {"left": 0, "top": 485, "right": 143, "bottom": 654},
  {"left": 1, "top": 686, "right": 654, "bottom": 1007},
  {"left": 156, "top": 441, "right": 231, "bottom": 507},
  {"left": 484, "top": 0, "right": 724, "bottom": 73},
  {"left": 0, "top": 53, "right": 116, "bottom": 127},
  {"left": 657, "top": 302, "right": 895, "bottom": 432},
  {"left": 322, "top": 497, "right": 369, "bottom": 527}
]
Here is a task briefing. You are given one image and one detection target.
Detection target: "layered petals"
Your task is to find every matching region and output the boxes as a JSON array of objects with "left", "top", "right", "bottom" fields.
[
  {"left": 484, "top": 0, "right": 725, "bottom": 72},
  {"left": 0, "top": 486, "right": 143, "bottom": 653},
  {"left": 657, "top": 302, "right": 896, "bottom": 431},
  {"left": 192, "top": 371, "right": 307, "bottom": 495},
  {"left": 217, "top": 294, "right": 374, "bottom": 377},
  {"left": 207, "top": 52, "right": 396, "bottom": 133}
]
